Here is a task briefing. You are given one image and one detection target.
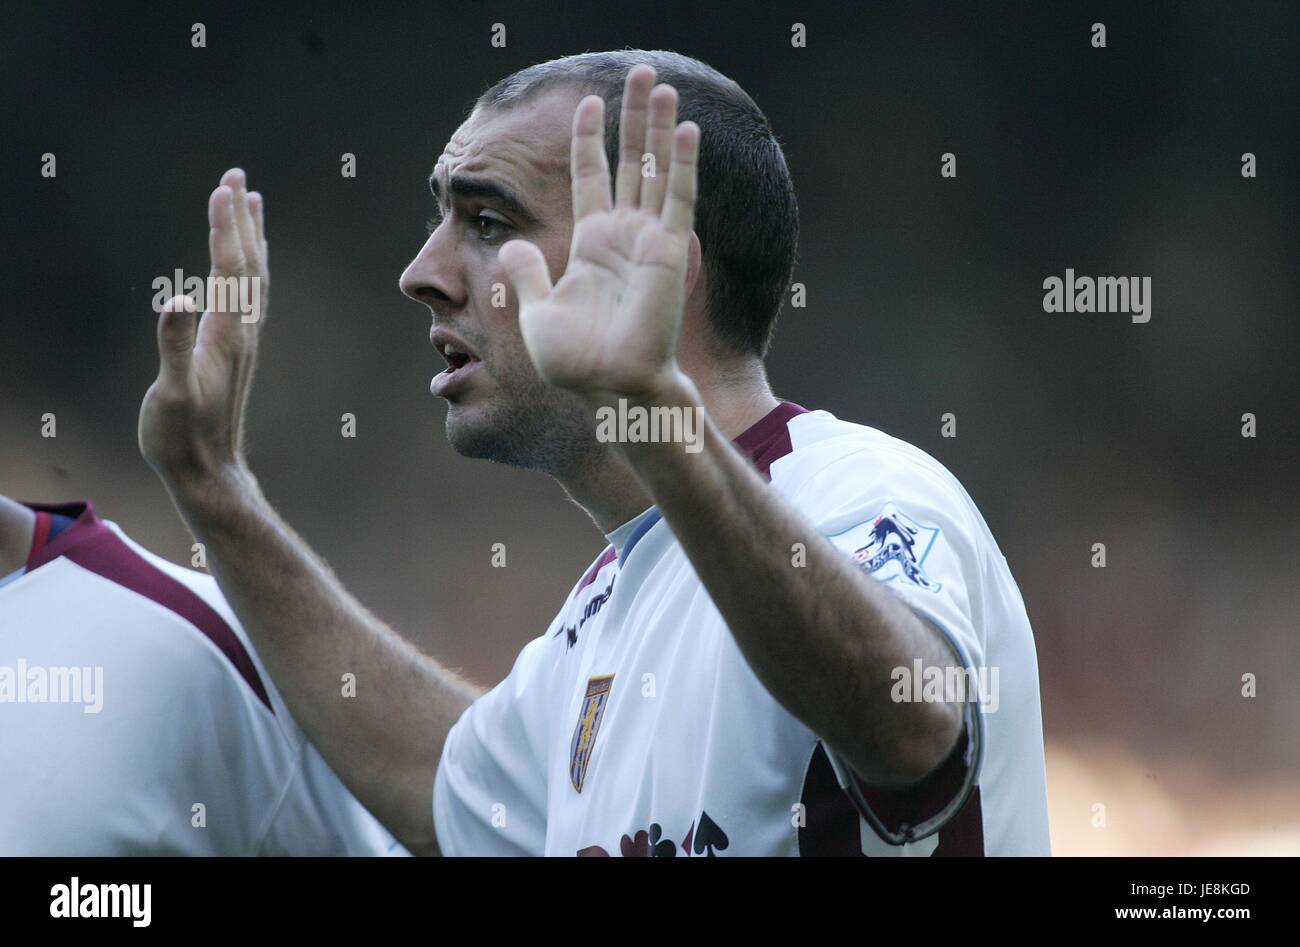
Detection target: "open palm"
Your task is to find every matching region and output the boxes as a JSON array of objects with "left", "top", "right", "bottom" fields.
[
  {"left": 499, "top": 66, "right": 700, "bottom": 403},
  {"left": 139, "top": 168, "right": 268, "bottom": 486}
]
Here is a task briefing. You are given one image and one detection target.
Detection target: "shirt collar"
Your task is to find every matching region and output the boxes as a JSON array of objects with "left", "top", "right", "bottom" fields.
[{"left": 19, "top": 500, "right": 103, "bottom": 572}]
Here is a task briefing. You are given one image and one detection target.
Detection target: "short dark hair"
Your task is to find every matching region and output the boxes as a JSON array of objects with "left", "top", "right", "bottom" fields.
[{"left": 475, "top": 50, "right": 799, "bottom": 359}]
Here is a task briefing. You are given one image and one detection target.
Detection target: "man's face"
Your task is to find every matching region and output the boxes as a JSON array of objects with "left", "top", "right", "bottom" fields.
[{"left": 399, "top": 88, "right": 598, "bottom": 473}]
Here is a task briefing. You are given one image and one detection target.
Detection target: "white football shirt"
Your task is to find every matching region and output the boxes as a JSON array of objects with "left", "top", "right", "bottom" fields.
[
  {"left": 433, "top": 404, "right": 1051, "bottom": 856},
  {"left": 0, "top": 501, "right": 402, "bottom": 856}
]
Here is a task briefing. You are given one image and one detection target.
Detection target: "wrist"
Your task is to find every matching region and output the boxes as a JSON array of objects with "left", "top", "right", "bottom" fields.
[
  {"left": 163, "top": 460, "right": 262, "bottom": 531},
  {"left": 582, "top": 364, "right": 700, "bottom": 414},
  {"left": 594, "top": 369, "right": 714, "bottom": 478}
]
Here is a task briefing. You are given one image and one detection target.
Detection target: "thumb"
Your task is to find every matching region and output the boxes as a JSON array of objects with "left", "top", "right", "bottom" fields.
[
  {"left": 156, "top": 294, "right": 198, "bottom": 385},
  {"left": 498, "top": 239, "right": 553, "bottom": 309}
]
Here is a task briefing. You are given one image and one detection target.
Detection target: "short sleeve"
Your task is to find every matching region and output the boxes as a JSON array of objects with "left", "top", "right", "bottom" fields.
[
  {"left": 433, "top": 635, "right": 555, "bottom": 856},
  {"left": 810, "top": 453, "right": 987, "bottom": 846}
]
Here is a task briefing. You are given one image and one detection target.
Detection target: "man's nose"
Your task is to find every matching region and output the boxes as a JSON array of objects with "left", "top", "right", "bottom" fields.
[{"left": 399, "top": 228, "right": 464, "bottom": 310}]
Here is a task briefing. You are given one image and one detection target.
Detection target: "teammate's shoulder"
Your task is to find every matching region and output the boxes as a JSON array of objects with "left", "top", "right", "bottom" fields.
[
  {"left": 104, "top": 520, "right": 297, "bottom": 731},
  {"left": 105, "top": 521, "right": 245, "bottom": 635}
]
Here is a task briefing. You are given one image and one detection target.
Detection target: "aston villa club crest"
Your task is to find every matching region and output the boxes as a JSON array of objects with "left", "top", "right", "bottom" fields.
[
  {"left": 851, "top": 503, "right": 942, "bottom": 591},
  {"left": 570, "top": 674, "right": 614, "bottom": 793}
]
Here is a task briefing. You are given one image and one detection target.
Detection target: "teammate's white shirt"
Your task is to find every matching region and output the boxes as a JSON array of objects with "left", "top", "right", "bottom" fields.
[
  {"left": 0, "top": 501, "right": 402, "bottom": 856},
  {"left": 434, "top": 404, "right": 1051, "bottom": 856}
]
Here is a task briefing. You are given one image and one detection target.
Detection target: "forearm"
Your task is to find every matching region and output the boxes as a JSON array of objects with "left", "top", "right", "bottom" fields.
[
  {"left": 164, "top": 464, "right": 480, "bottom": 854},
  {"left": 615, "top": 377, "right": 961, "bottom": 787}
]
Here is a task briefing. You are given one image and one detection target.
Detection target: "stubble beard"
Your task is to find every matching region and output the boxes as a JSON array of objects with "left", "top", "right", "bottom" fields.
[{"left": 444, "top": 369, "right": 600, "bottom": 476}]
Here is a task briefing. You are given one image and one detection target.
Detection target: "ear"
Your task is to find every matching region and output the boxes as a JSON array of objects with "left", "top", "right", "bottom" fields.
[
  {"left": 676, "top": 232, "right": 713, "bottom": 375},
  {"left": 685, "top": 230, "right": 703, "bottom": 300}
]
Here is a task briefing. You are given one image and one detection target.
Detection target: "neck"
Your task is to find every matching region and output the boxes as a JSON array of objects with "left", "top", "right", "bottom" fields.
[
  {"left": 553, "top": 362, "right": 780, "bottom": 535},
  {"left": 0, "top": 497, "right": 36, "bottom": 575}
]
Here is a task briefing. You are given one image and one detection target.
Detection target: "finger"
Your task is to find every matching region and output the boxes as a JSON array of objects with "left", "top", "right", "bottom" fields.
[
  {"left": 247, "top": 191, "right": 270, "bottom": 320},
  {"left": 209, "top": 185, "right": 245, "bottom": 283},
  {"left": 206, "top": 184, "right": 259, "bottom": 345},
  {"left": 248, "top": 191, "right": 265, "bottom": 249},
  {"left": 571, "top": 96, "right": 612, "bottom": 221},
  {"left": 497, "top": 240, "right": 553, "bottom": 309},
  {"left": 614, "top": 64, "right": 656, "bottom": 208},
  {"left": 156, "top": 294, "right": 198, "bottom": 387},
  {"left": 222, "top": 167, "right": 261, "bottom": 274},
  {"left": 639, "top": 84, "right": 678, "bottom": 214},
  {"left": 662, "top": 121, "right": 700, "bottom": 236}
]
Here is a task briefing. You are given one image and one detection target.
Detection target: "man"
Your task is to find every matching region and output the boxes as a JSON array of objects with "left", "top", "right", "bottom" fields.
[
  {"left": 0, "top": 495, "right": 401, "bottom": 855},
  {"left": 138, "top": 50, "right": 1050, "bottom": 855}
]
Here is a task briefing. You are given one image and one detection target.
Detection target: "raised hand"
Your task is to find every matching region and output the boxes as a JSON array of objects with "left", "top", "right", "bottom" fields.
[
  {"left": 498, "top": 65, "right": 700, "bottom": 405},
  {"left": 139, "top": 168, "right": 269, "bottom": 489}
]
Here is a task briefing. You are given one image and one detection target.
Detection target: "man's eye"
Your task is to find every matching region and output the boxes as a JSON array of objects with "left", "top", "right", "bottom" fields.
[
  {"left": 473, "top": 214, "right": 510, "bottom": 241},
  {"left": 425, "top": 212, "right": 509, "bottom": 240}
]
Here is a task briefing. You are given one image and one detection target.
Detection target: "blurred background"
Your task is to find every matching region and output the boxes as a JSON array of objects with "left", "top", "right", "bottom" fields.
[{"left": 2, "top": 1, "right": 1296, "bottom": 854}]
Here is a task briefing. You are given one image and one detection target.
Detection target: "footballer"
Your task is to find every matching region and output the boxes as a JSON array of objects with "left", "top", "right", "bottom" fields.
[
  {"left": 0, "top": 495, "right": 403, "bottom": 855},
  {"left": 138, "top": 51, "right": 1050, "bottom": 856}
]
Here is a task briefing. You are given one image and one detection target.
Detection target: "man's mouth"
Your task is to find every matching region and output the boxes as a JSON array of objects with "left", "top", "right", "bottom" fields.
[
  {"left": 430, "top": 328, "right": 483, "bottom": 397},
  {"left": 441, "top": 344, "right": 473, "bottom": 371}
]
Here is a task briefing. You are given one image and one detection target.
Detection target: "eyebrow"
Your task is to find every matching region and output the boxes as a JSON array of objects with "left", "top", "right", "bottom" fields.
[{"left": 428, "top": 173, "right": 541, "bottom": 227}]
